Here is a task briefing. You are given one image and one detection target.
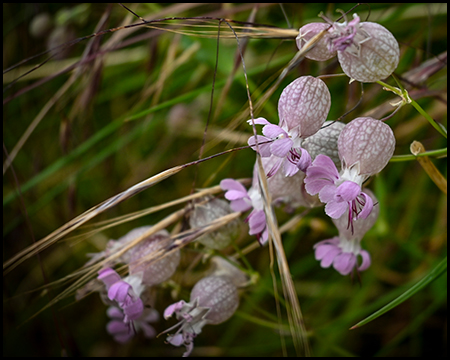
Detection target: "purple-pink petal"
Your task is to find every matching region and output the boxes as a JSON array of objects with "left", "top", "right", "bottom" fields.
[
  {"left": 270, "top": 138, "right": 293, "bottom": 157},
  {"left": 356, "top": 192, "right": 373, "bottom": 219},
  {"left": 262, "top": 124, "right": 287, "bottom": 138},
  {"left": 357, "top": 249, "right": 371, "bottom": 271},
  {"left": 314, "top": 241, "right": 342, "bottom": 268},
  {"left": 229, "top": 198, "right": 252, "bottom": 212},
  {"left": 248, "top": 135, "right": 272, "bottom": 157},
  {"left": 107, "top": 320, "right": 134, "bottom": 343},
  {"left": 108, "top": 281, "right": 131, "bottom": 303},
  {"left": 220, "top": 179, "right": 247, "bottom": 193},
  {"left": 297, "top": 148, "right": 312, "bottom": 172},
  {"left": 98, "top": 268, "right": 122, "bottom": 288},
  {"left": 324, "top": 200, "right": 349, "bottom": 219},
  {"left": 164, "top": 300, "right": 186, "bottom": 319},
  {"left": 333, "top": 252, "right": 357, "bottom": 275},
  {"left": 335, "top": 181, "right": 361, "bottom": 202},
  {"left": 248, "top": 210, "right": 267, "bottom": 235},
  {"left": 123, "top": 297, "right": 144, "bottom": 321},
  {"left": 224, "top": 189, "right": 247, "bottom": 201},
  {"left": 308, "top": 154, "right": 340, "bottom": 177},
  {"left": 247, "top": 117, "right": 271, "bottom": 126},
  {"left": 318, "top": 184, "right": 338, "bottom": 203},
  {"left": 283, "top": 158, "right": 300, "bottom": 177}
]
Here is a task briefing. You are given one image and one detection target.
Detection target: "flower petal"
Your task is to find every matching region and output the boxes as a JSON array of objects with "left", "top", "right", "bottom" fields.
[
  {"left": 248, "top": 210, "right": 267, "bottom": 235},
  {"left": 247, "top": 117, "right": 271, "bottom": 126},
  {"left": 98, "top": 268, "right": 122, "bottom": 289},
  {"left": 108, "top": 281, "right": 131, "bottom": 303},
  {"left": 335, "top": 181, "right": 361, "bottom": 202},
  {"left": 262, "top": 124, "right": 287, "bottom": 138},
  {"left": 248, "top": 135, "right": 272, "bottom": 157},
  {"left": 356, "top": 192, "right": 373, "bottom": 219},
  {"left": 224, "top": 189, "right": 247, "bottom": 201},
  {"left": 220, "top": 179, "right": 247, "bottom": 193},
  {"left": 318, "top": 184, "right": 338, "bottom": 203},
  {"left": 297, "top": 148, "right": 312, "bottom": 172},
  {"left": 325, "top": 200, "right": 348, "bottom": 219},
  {"left": 357, "top": 249, "right": 371, "bottom": 271},
  {"left": 230, "top": 198, "right": 252, "bottom": 212},
  {"left": 333, "top": 252, "right": 357, "bottom": 275},
  {"left": 270, "top": 137, "right": 293, "bottom": 157},
  {"left": 283, "top": 159, "right": 300, "bottom": 177}
]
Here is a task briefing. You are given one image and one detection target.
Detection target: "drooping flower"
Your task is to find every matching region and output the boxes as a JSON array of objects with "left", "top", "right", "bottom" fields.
[
  {"left": 296, "top": 14, "right": 400, "bottom": 83},
  {"left": 248, "top": 76, "right": 331, "bottom": 176},
  {"left": 98, "top": 268, "right": 144, "bottom": 323},
  {"left": 314, "top": 189, "right": 379, "bottom": 275},
  {"left": 106, "top": 306, "right": 159, "bottom": 343},
  {"left": 163, "top": 275, "right": 239, "bottom": 357},
  {"left": 305, "top": 117, "right": 395, "bottom": 228},
  {"left": 220, "top": 178, "right": 268, "bottom": 244}
]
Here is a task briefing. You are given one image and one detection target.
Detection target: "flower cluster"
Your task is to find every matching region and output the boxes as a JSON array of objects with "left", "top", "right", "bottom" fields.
[
  {"left": 76, "top": 11, "right": 402, "bottom": 356},
  {"left": 221, "top": 19, "right": 398, "bottom": 271},
  {"left": 83, "top": 227, "right": 181, "bottom": 343}
]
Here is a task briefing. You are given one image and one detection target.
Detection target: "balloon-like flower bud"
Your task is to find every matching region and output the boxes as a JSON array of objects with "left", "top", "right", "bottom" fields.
[
  {"left": 189, "top": 197, "right": 239, "bottom": 250},
  {"left": 303, "top": 120, "right": 346, "bottom": 170},
  {"left": 334, "top": 15, "right": 399, "bottom": 82},
  {"left": 296, "top": 22, "right": 336, "bottom": 61},
  {"left": 278, "top": 76, "right": 331, "bottom": 139},
  {"left": 338, "top": 117, "right": 395, "bottom": 179},
  {"left": 125, "top": 226, "right": 181, "bottom": 287}
]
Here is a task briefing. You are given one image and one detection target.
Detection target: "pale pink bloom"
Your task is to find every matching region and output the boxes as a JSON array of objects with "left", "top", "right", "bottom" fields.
[
  {"left": 163, "top": 276, "right": 239, "bottom": 357},
  {"left": 305, "top": 117, "right": 395, "bottom": 228},
  {"left": 314, "top": 189, "right": 379, "bottom": 275},
  {"left": 248, "top": 76, "right": 331, "bottom": 176}
]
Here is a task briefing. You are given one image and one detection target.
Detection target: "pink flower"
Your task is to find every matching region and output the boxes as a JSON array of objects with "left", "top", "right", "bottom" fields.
[
  {"left": 98, "top": 268, "right": 144, "bottom": 323},
  {"left": 305, "top": 117, "right": 395, "bottom": 229},
  {"left": 106, "top": 306, "right": 159, "bottom": 343},
  {"left": 314, "top": 189, "right": 379, "bottom": 275},
  {"left": 220, "top": 178, "right": 268, "bottom": 244},
  {"left": 305, "top": 154, "right": 374, "bottom": 227},
  {"left": 163, "top": 276, "right": 239, "bottom": 357},
  {"left": 248, "top": 76, "right": 330, "bottom": 176}
]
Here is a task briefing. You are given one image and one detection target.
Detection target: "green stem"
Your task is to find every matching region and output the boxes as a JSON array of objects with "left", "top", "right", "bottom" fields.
[
  {"left": 377, "top": 80, "right": 447, "bottom": 138},
  {"left": 390, "top": 147, "right": 447, "bottom": 162},
  {"left": 409, "top": 99, "right": 447, "bottom": 138}
]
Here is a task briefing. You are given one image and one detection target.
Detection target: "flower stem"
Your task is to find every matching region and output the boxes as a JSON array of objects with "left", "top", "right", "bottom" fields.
[{"left": 377, "top": 80, "right": 447, "bottom": 138}]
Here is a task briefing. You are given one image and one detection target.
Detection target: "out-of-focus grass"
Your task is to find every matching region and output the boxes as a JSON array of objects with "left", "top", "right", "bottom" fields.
[{"left": 3, "top": 3, "right": 447, "bottom": 357}]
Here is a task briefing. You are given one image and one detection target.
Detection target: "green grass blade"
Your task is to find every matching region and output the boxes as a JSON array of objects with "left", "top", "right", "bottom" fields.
[{"left": 350, "top": 256, "right": 447, "bottom": 329}]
